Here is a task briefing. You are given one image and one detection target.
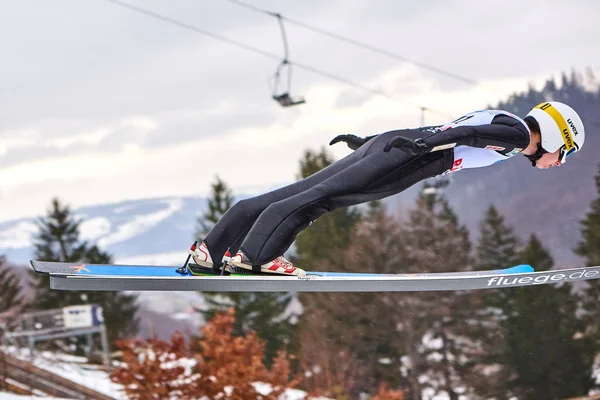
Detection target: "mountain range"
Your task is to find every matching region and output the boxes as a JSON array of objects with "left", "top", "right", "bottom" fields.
[{"left": 0, "top": 196, "right": 204, "bottom": 266}]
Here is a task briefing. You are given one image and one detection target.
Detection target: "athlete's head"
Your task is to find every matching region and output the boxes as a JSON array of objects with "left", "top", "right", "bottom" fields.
[{"left": 522, "top": 101, "right": 585, "bottom": 169}]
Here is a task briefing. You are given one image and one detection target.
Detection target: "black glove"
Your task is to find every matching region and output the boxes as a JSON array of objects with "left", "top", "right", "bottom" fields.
[
  {"left": 329, "top": 134, "right": 371, "bottom": 151},
  {"left": 383, "top": 136, "right": 429, "bottom": 155}
]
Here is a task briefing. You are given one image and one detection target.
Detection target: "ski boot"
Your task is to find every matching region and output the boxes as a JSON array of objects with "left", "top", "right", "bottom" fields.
[
  {"left": 189, "top": 241, "right": 214, "bottom": 268},
  {"left": 229, "top": 250, "right": 306, "bottom": 277},
  {"left": 176, "top": 241, "right": 225, "bottom": 276}
]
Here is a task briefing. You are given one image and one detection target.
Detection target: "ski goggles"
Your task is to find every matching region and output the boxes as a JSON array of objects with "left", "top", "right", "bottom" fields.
[{"left": 558, "top": 143, "right": 578, "bottom": 164}]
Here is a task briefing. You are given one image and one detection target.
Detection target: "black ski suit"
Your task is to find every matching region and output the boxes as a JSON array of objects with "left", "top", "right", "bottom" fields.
[{"left": 204, "top": 112, "right": 530, "bottom": 267}]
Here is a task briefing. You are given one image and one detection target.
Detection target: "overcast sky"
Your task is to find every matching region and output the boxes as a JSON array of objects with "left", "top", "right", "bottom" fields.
[{"left": 1, "top": 0, "right": 599, "bottom": 221}]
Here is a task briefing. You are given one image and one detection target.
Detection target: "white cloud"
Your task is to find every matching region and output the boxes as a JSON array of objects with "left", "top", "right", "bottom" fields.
[
  {"left": 0, "top": 143, "right": 146, "bottom": 188},
  {"left": 0, "top": 129, "right": 40, "bottom": 157},
  {"left": 48, "top": 128, "right": 113, "bottom": 149},
  {"left": 121, "top": 116, "right": 159, "bottom": 131}
]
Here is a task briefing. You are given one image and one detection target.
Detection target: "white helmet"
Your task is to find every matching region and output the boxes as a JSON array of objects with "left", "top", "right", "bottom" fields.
[{"left": 525, "top": 101, "right": 585, "bottom": 164}]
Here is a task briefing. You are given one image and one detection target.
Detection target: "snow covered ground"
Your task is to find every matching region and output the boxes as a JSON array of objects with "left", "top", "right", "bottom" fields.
[
  {"left": 3, "top": 347, "right": 124, "bottom": 399},
  {"left": 1, "top": 347, "right": 330, "bottom": 400}
]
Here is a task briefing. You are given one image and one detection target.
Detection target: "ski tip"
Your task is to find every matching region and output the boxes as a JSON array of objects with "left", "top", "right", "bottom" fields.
[
  {"left": 30, "top": 260, "right": 49, "bottom": 273},
  {"left": 500, "top": 264, "right": 534, "bottom": 274}
]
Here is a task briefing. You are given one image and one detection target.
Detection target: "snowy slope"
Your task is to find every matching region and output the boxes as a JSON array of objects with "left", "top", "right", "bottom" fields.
[{"left": 0, "top": 196, "right": 207, "bottom": 265}]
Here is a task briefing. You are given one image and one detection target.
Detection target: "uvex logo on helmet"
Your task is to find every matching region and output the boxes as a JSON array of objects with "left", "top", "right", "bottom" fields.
[
  {"left": 568, "top": 118, "right": 579, "bottom": 136},
  {"left": 562, "top": 128, "right": 575, "bottom": 150}
]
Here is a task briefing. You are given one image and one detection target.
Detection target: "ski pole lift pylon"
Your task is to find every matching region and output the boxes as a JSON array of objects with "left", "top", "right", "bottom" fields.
[{"left": 270, "top": 13, "right": 305, "bottom": 107}]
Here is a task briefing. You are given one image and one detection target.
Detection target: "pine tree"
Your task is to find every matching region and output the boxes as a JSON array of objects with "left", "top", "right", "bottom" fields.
[
  {"left": 0, "top": 256, "right": 25, "bottom": 316},
  {"left": 501, "top": 234, "right": 596, "bottom": 399},
  {"left": 574, "top": 163, "right": 600, "bottom": 382},
  {"left": 29, "top": 197, "right": 139, "bottom": 348},
  {"left": 474, "top": 204, "right": 523, "bottom": 316},
  {"left": 474, "top": 205, "right": 522, "bottom": 272},
  {"left": 292, "top": 147, "right": 362, "bottom": 268},
  {"left": 397, "top": 189, "right": 479, "bottom": 400},
  {"left": 470, "top": 204, "right": 524, "bottom": 399},
  {"left": 298, "top": 202, "right": 408, "bottom": 397},
  {"left": 195, "top": 175, "right": 234, "bottom": 241},
  {"left": 292, "top": 147, "right": 378, "bottom": 395},
  {"left": 302, "top": 187, "right": 476, "bottom": 399},
  {"left": 474, "top": 207, "right": 598, "bottom": 399},
  {"left": 196, "top": 179, "right": 295, "bottom": 367},
  {"left": 575, "top": 163, "right": 600, "bottom": 266},
  {"left": 575, "top": 163, "right": 600, "bottom": 331}
]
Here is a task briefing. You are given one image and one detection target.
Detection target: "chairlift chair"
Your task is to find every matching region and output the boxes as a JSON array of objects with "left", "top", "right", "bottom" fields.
[
  {"left": 269, "top": 14, "right": 305, "bottom": 107},
  {"left": 271, "top": 59, "right": 305, "bottom": 107}
]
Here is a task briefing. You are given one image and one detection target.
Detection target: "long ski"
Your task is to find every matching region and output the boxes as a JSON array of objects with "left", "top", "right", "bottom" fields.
[{"left": 29, "top": 259, "right": 600, "bottom": 292}]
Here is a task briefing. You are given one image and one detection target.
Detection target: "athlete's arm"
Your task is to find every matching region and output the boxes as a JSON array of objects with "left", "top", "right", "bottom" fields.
[{"left": 383, "top": 115, "right": 530, "bottom": 155}]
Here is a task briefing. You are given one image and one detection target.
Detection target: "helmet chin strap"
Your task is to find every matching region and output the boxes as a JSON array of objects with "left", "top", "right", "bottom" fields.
[{"left": 524, "top": 142, "right": 547, "bottom": 167}]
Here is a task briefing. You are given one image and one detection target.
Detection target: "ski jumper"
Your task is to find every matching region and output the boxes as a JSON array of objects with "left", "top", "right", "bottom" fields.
[{"left": 204, "top": 110, "right": 531, "bottom": 267}]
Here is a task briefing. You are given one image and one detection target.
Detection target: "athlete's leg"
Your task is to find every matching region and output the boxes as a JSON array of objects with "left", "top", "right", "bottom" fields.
[{"left": 203, "top": 142, "right": 375, "bottom": 265}]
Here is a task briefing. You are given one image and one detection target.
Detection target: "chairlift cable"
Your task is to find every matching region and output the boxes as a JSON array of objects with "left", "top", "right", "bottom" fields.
[
  {"left": 99, "top": 0, "right": 453, "bottom": 119},
  {"left": 223, "top": 0, "right": 479, "bottom": 86}
]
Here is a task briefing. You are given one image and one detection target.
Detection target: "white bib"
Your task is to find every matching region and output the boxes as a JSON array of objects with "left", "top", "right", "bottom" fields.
[{"left": 439, "top": 110, "right": 530, "bottom": 174}]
